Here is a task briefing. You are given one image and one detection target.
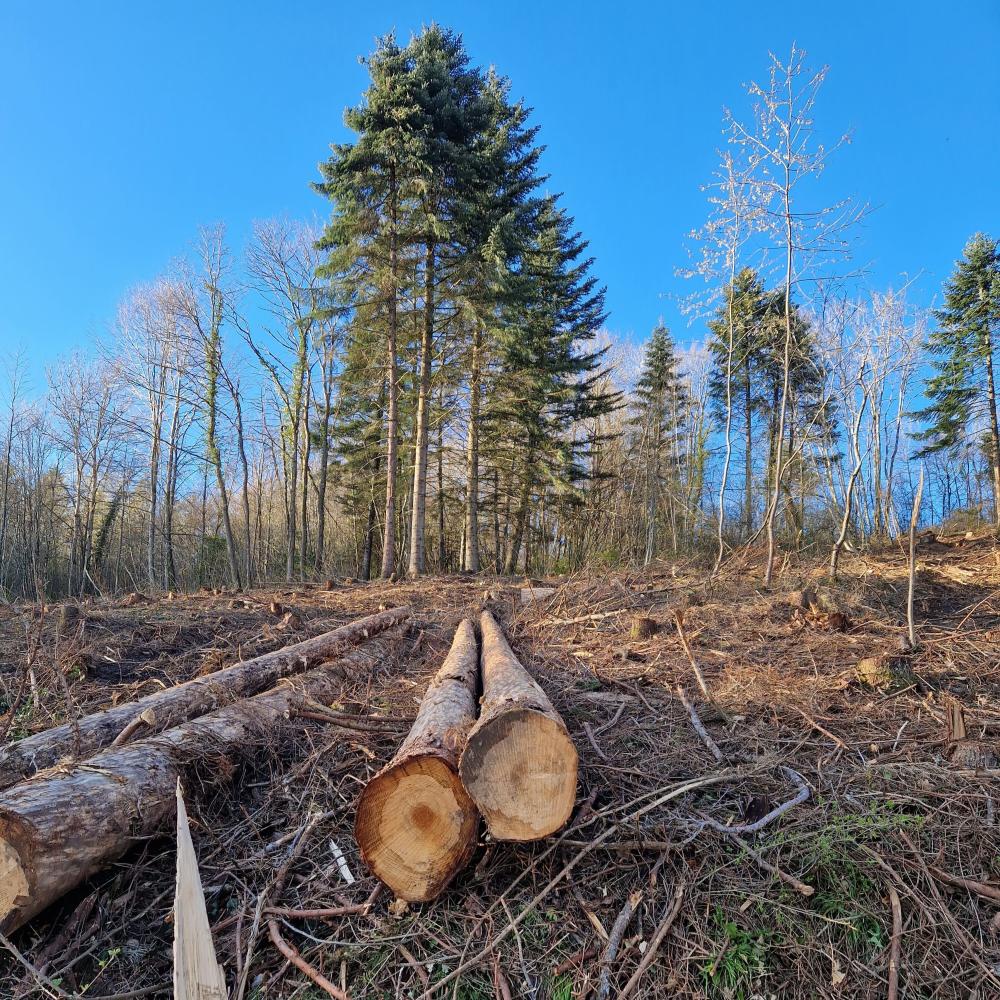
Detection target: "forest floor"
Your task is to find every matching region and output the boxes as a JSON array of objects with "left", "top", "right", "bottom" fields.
[{"left": 1, "top": 534, "right": 999, "bottom": 999}]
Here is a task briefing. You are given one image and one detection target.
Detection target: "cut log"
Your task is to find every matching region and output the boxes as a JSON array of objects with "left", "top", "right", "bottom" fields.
[
  {"left": 460, "top": 611, "right": 578, "bottom": 841},
  {"left": 0, "top": 606, "right": 409, "bottom": 791},
  {"left": 355, "top": 619, "right": 480, "bottom": 902},
  {"left": 0, "top": 643, "right": 388, "bottom": 932},
  {"left": 520, "top": 587, "right": 556, "bottom": 605}
]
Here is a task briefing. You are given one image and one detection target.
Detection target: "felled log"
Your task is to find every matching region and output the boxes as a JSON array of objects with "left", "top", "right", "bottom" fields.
[
  {"left": 0, "top": 643, "right": 388, "bottom": 932},
  {"left": 355, "top": 619, "right": 480, "bottom": 902},
  {"left": 520, "top": 587, "right": 556, "bottom": 605},
  {"left": 0, "top": 606, "right": 410, "bottom": 790},
  {"left": 460, "top": 611, "right": 577, "bottom": 841}
]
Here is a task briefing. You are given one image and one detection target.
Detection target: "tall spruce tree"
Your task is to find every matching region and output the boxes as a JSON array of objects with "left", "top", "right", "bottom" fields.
[
  {"left": 632, "top": 323, "right": 687, "bottom": 563},
  {"left": 457, "top": 70, "right": 543, "bottom": 572},
  {"left": 491, "top": 196, "right": 617, "bottom": 574},
  {"left": 315, "top": 33, "right": 422, "bottom": 579},
  {"left": 917, "top": 233, "right": 1000, "bottom": 528},
  {"left": 403, "top": 26, "right": 494, "bottom": 577}
]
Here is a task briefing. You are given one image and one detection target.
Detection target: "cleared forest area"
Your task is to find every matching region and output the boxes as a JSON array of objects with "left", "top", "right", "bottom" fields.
[
  {"left": 1, "top": 13, "right": 998, "bottom": 1000},
  {"left": 1, "top": 535, "right": 998, "bottom": 999}
]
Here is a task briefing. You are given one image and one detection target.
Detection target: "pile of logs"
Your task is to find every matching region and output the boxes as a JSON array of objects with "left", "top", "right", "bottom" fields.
[
  {"left": 1, "top": 603, "right": 576, "bottom": 930},
  {"left": 355, "top": 610, "right": 578, "bottom": 901},
  {"left": 0, "top": 607, "right": 409, "bottom": 933}
]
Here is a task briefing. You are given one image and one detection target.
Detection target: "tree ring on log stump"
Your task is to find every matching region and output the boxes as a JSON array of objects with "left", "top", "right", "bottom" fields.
[
  {"left": 355, "top": 755, "right": 477, "bottom": 902},
  {"left": 460, "top": 707, "right": 578, "bottom": 841}
]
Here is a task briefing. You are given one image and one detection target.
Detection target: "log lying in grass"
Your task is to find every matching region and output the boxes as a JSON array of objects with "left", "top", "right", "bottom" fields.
[
  {"left": 0, "top": 606, "right": 410, "bottom": 791},
  {"left": 460, "top": 611, "right": 578, "bottom": 841},
  {"left": 355, "top": 619, "right": 480, "bottom": 902},
  {"left": 0, "top": 643, "right": 389, "bottom": 933}
]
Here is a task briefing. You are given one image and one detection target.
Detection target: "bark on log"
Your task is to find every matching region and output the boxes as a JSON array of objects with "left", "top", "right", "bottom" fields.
[
  {"left": 355, "top": 619, "right": 479, "bottom": 902},
  {"left": 0, "top": 643, "right": 389, "bottom": 932},
  {"left": 0, "top": 606, "right": 410, "bottom": 791},
  {"left": 459, "top": 611, "right": 578, "bottom": 841}
]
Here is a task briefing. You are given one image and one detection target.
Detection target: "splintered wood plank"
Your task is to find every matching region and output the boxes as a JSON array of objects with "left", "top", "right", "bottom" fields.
[{"left": 173, "top": 781, "right": 227, "bottom": 1000}]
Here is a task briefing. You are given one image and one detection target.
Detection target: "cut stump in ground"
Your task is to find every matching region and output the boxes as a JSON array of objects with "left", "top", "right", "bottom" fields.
[
  {"left": 460, "top": 610, "right": 578, "bottom": 841},
  {"left": 355, "top": 619, "right": 480, "bottom": 902}
]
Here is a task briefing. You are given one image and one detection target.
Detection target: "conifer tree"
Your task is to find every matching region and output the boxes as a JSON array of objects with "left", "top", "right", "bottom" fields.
[
  {"left": 632, "top": 323, "right": 687, "bottom": 563},
  {"left": 917, "top": 233, "right": 1000, "bottom": 528},
  {"left": 315, "top": 33, "right": 422, "bottom": 579},
  {"left": 403, "top": 26, "right": 493, "bottom": 577},
  {"left": 457, "top": 70, "right": 542, "bottom": 573},
  {"left": 491, "top": 196, "right": 617, "bottom": 574}
]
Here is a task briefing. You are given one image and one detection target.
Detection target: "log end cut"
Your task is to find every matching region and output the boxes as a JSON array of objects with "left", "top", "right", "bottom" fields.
[
  {"left": 355, "top": 754, "right": 478, "bottom": 902},
  {"left": 0, "top": 823, "right": 31, "bottom": 932},
  {"left": 460, "top": 707, "right": 578, "bottom": 841}
]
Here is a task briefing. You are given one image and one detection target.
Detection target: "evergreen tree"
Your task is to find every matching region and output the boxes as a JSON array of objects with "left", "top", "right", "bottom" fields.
[
  {"left": 632, "top": 323, "right": 687, "bottom": 563},
  {"left": 403, "top": 26, "right": 494, "bottom": 577},
  {"left": 457, "top": 70, "right": 543, "bottom": 572},
  {"left": 917, "top": 233, "right": 1000, "bottom": 528},
  {"left": 490, "top": 196, "right": 618, "bottom": 574},
  {"left": 315, "top": 33, "right": 423, "bottom": 579}
]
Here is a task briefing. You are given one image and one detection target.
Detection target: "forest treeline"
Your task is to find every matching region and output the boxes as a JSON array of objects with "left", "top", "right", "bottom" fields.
[{"left": 1, "top": 28, "right": 998, "bottom": 600}]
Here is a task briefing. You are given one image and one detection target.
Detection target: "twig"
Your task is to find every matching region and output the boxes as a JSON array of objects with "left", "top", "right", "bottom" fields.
[
  {"left": 583, "top": 722, "right": 609, "bottom": 761},
  {"left": 926, "top": 866, "right": 1000, "bottom": 904},
  {"left": 676, "top": 685, "right": 724, "bottom": 762},
  {"left": 109, "top": 707, "right": 156, "bottom": 747},
  {"left": 268, "top": 919, "right": 349, "bottom": 1000},
  {"left": 724, "top": 831, "right": 814, "bottom": 896},
  {"left": 553, "top": 947, "right": 598, "bottom": 975},
  {"left": 399, "top": 943, "right": 430, "bottom": 989},
  {"left": 597, "top": 889, "right": 643, "bottom": 1000},
  {"left": 791, "top": 706, "right": 848, "bottom": 751},
  {"left": 618, "top": 882, "right": 685, "bottom": 999},
  {"left": 699, "top": 767, "right": 810, "bottom": 835},
  {"left": 887, "top": 884, "right": 902, "bottom": 1000},
  {"left": 673, "top": 612, "right": 731, "bottom": 723},
  {"left": 417, "top": 772, "right": 734, "bottom": 997},
  {"left": 594, "top": 699, "right": 627, "bottom": 736},
  {"left": 0, "top": 931, "right": 71, "bottom": 1000}
]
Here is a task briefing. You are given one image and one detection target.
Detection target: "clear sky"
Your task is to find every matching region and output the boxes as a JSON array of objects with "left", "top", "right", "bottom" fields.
[{"left": 1, "top": 1, "right": 998, "bottom": 380}]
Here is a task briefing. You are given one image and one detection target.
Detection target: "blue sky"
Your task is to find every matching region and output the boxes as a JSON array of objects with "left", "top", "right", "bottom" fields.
[{"left": 1, "top": 1, "right": 998, "bottom": 382}]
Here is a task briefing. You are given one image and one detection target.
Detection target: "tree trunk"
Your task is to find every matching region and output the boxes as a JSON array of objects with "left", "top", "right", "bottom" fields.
[
  {"left": 764, "top": 166, "right": 794, "bottom": 588},
  {"left": 983, "top": 323, "right": 1000, "bottom": 530},
  {"left": 744, "top": 367, "right": 754, "bottom": 538},
  {"left": 147, "top": 415, "right": 160, "bottom": 592},
  {"left": 503, "top": 472, "right": 532, "bottom": 575},
  {"left": 459, "top": 611, "right": 577, "bottom": 841},
  {"left": 463, "top": 326, "right": 482, "bottom": 572},
  {"left": 830, "top": 378, "right": 869, "bottom": 578},
  {"left": 355, "top": 619, "right": 479, "bottom": 901},
  {"left": 0, "top": 607, "right": 410, "bottom": 790},
  {"left": 408, "top": 235, "right": 436, "bottom": 578},
  {"left": 315, "top": 349, "right": 334, "bottom": 574},
  {"left": 0, "top": 643, "right": 392, "bottom": 932},
  {"left": 205, "top": 313, "right": 241, "bottom": 590},
  {"left": 381, "top": 166, "right": 400, "bottom": 579}
]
